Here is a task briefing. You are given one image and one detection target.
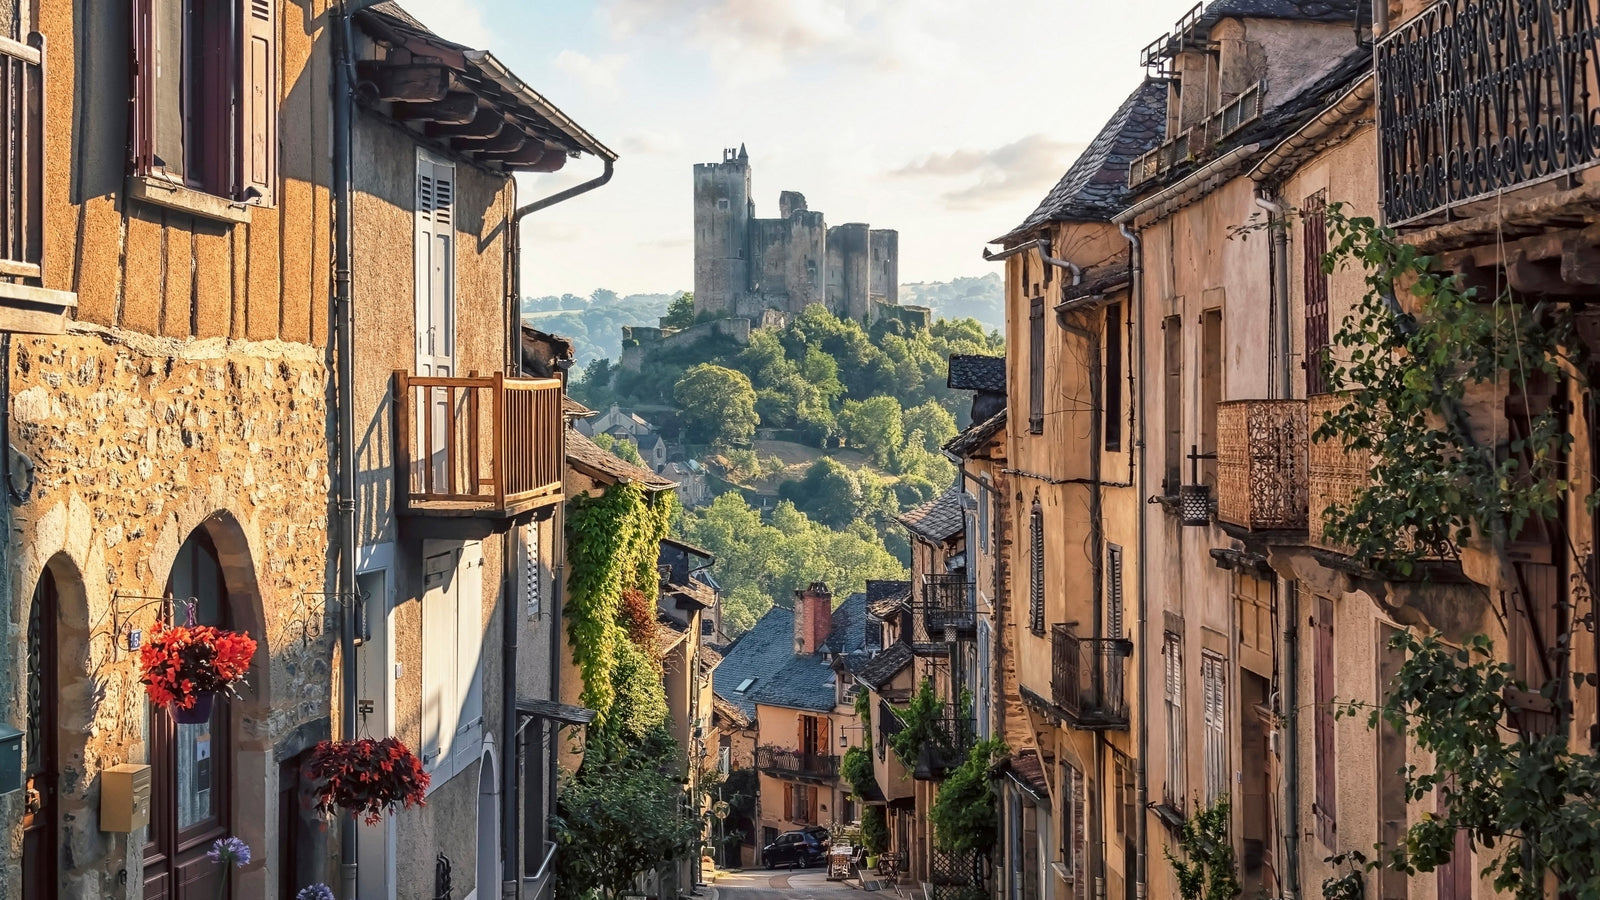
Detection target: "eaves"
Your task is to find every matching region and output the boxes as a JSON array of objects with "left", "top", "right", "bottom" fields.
[
  {"left": 1113, "top": 143, "right": 1263, "bottom": 229},
  {"left": 1249, "top": 74, "right": 1375, "bottom": 187}
]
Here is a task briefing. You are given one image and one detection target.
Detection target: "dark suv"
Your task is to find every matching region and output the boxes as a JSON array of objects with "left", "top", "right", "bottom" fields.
[{"left": 762, "top": 830, "right": 826, "bottom": 869}]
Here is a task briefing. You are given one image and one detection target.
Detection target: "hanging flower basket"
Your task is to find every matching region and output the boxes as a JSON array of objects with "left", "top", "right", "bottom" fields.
[
  {"left": 308, "top": 738, "right": 431, "bottom": 825},
  {"left": 138, "top": 622, "right": 258, "bottom": 721}
]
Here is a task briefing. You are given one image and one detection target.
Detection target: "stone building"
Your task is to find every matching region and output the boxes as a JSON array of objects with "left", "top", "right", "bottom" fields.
[{"left": 692, "top": 147, "right": 904, "bottom": 324}]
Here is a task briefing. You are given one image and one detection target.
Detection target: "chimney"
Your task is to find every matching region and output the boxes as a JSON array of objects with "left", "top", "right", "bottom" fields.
[{"left": 793, "top": 582, "right": 833, "bottom": 655}]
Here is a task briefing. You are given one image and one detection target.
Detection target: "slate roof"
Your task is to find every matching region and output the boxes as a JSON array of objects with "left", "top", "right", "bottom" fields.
[
  {"left": 566, "top": 428, "right": 677, "bottom": 490},
  {"left": 944, "top": 410, "right": 1006, "bottom": 459},
  {"left": 712, "top": 692, "right": 751, "bottom": 729},
  {"left": 712, "top": 594, "right": 876, "bottom": 716},
  {"left": 947, "top": 355, "right": 1006, "bottom": 393},
  {"left": 865, "top": 580, "right": 912, "bottom": 619},
  {"left": 897, "top": 485, "right": 966, "bottom": 543},
  {"left": 999, "top": 81, "right": 1168, "bottom": 242},
  {"left": 1198, "top": 0, "right": 1361, "bottom": 26},
  {"left": 854, "top": 642, "right": 913, "bottom": 691}
]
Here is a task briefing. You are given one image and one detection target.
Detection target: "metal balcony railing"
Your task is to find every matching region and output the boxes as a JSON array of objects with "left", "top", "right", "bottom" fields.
[
  {"left": 393, "top": 370, "right": 564, "bottom": 518},
  {"left": 1377, "top": 0, "right": 1600, "bottom": 224},
  {"left": 877, "top": 699, "right": 903, "bottom": 761},
  {"left": 1051, "top": 624, "right": 1132, "bottom": 730},
  {"left": 0, "top": 34, "right": 43, "bottom": 279},
  {"left": 914, "top": 574, "right": 977, "bottom": 642},
  {"left": 755, "top": 745, "right": 840, "bottom": 781},
  {"left": 911, "top": 712, "right": 977, "bottom": 781},
  {"left": 1216, "top": 399, "right": 1308, "bottom": 531}
]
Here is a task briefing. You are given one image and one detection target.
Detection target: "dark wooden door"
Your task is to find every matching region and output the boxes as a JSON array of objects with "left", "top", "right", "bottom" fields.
[
  {"left": 144, "top": 532, "right": 233, "bottom": 900},
  {"left": 22, "top": 571, "right": 58, "bottom": 900}
]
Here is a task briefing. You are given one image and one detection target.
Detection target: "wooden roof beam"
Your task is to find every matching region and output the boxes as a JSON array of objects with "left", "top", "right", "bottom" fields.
[
  {"left": 426, "top": 106, "right": 504, "bottom": 140},
  {"left": 358, "top": 61, "right": 458, "bottom": 103},
  {"left": 392, "top": 91, "right": 479, "bottom": 126}
]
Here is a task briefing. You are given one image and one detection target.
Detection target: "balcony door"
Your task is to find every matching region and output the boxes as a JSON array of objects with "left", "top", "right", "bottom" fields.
[{"left": 415, "top": 152, "right": 456, "bottom": 490}]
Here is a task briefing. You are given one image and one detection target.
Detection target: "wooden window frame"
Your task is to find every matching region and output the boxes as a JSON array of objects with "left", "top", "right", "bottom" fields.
[
  {"left": 1303, "top": 191, "right": 1330, "bottom": 396},
  {"left": 1162, "top": 314, "right": 1183, "bottom": 494},
  {"left": 1029, "top": 296, "right": 1045, "bottom": 433},
  {"left": 1104, "top": 302, "right": 1123, "bottom": 451}
]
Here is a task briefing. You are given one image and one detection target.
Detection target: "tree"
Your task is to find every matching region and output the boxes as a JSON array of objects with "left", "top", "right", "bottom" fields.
[
  {"left": 839, "top": 396, "right": 904, "bottom": 468},
  {"left": 571, "top": 357, "right": 617, "bottom": 410},
  {"left": 779, "top": 458, "right": 862, "bottom": 528},
  {"left": 929, "top": 738, "right": 1007, "bottom": 854},
  {"left": 1165, "top": 797, "right": 1241, "bottom": 900},
  {"left": 661, "top": 292, "right": 696, "bottom": 330},
  {"left": 674, "top": 364, "right": 759, "bottom": 449},
  {"left": 904, "top": 400, "right": 958, "bottom": 452},
  {"left": 592, "top": 432, "right": 644, "bottom": 466}
]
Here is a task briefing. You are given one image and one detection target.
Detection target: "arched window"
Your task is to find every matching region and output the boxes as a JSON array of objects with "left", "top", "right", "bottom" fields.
[
  {"left": 144, "top": 529, "right": 235, "bottom": 900},
  {"left": 23, "top": 569, "right": 58, "bottom": 900}
]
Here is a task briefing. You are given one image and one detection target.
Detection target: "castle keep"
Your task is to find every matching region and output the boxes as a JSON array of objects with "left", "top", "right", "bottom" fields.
[{"left": 693, "top": 146, "right": 901, "bottom": 323}]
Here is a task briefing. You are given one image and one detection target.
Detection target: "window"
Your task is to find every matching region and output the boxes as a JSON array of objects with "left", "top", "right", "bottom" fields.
[
  {"left": 1163, "top": 315, "right": 1183, "bottom": 493},
  {"left": 1200, "top": 307, "right": 1223, "bottom": 486},
  {"left": 1029, "top": 296, "right": 1046, "bottom": 433},
  {"left": 1235, "top": 572, "right": 1273, "bottom": 676},
  {"left": 1029, "top": 498, "right": 1044, "bottom": 635},
  {"left": 1313, "top": 592, "right": 1337, "bottom": 847},
  {"left": 1303, "top": 191, "right": 1330, "bottom": 396},
  {"left": 784, "top": 783, "right": 814, "bottom": 823},
  {"left": 1163, "top": 631, "right": 1185, "bottom": 808},
  {"left": 1201, "top": 652, "right": 1227, "bottom": 805},
  {"left": 520, "top": 521, "right": 541, "bottom": 618},
  {"left": 1106, "top": 545, "right": 1124, "bottom": 639},
  {"left": 735, "top": 677, "right": 757, "bottom": 693},
  {"left": 1104, "top": 302, "right": 1123, "bottom": 451},
  {"left": 131, "top": 0, "right": 277, "bottom": 202},
  {"left": 978, "top": 479, "right": 991, "bottom": 553},
  {"left": 1062, "top": 763, "right": 1086, "bottom": 900},
  {"left": 421, "top": 542, "right": 485, "bottom": 786}
]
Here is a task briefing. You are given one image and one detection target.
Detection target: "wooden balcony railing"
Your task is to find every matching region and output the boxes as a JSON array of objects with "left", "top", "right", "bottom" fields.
[
  {"left": 0, "top": 34, "right": 43, "bottom": 279},
  {"left": 1216, "top": 399, "right": 1308, "bottom": 532},
  {"left": 1377, "top": 0, "right": 1600, "bottom": 224},
  {"left": 1051, "top": 624, "right": 1132, "bottom": 731},
  {"left": 755, "top": 745, "right": 840, "bottom": 781},
  {"left": 914, "top": 574, "right": 977, "bottom": 642},
  {"left": 393, "top": 370, "right": 564, "bottom": 519}
]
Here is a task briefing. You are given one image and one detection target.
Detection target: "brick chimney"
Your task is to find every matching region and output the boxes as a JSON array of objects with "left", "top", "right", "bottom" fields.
[{"left": 793, "top": 582, "right": 833, "bottom": 655}]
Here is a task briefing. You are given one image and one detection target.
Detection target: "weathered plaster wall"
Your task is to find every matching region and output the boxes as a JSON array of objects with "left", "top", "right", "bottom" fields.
[{"left": 2, "top": 327, "right": 333, "bottom": 899}]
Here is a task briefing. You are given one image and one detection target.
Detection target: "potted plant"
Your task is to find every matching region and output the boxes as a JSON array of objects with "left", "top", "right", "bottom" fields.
[
  {"left": 308, "top": 737, "right": 431, "bottom": 824},
  {"left": 139, "top": 623, "right": 258, "bottom": 724}
]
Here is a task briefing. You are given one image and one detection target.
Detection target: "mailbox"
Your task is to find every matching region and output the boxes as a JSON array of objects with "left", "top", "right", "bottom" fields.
[
  {"left": 0, "top": 724, "right": 20, "bottom": 795},
  {"left": 101, "top": 764, "right": 152, "bottom": 833}
]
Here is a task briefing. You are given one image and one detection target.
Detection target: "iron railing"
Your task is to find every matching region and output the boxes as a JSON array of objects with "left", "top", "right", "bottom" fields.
[
  {"left": 1051, "top": 624, "right": 1132, "bottom": 730},
  {"left": 755, "top": 745, "right": 840, "bottom": 780},
  {"left": 0, "top": 34, "right": 43, "bottom": 278},
  {"left": 1216, "top": 399, "right": 1308, "bottom": 531},
  {"left": 915, "top": 574, "right": 977, "bottom": 641},
  {"left": 393, "top": 370, "right": 565, "bottom": 516},
  {"left": 910, "top": 712, "right": 977, "bottom": 781},
  {"left": 1377, "top": 0, "right": 1600, "bottom": 224}
]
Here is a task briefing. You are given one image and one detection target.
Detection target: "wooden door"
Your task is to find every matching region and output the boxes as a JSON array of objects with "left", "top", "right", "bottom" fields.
[
  {"left": 144, "top": 533, "right": 233, "bottom": 900},
  {"left": 22, "top": 571, "right": 58, "bottom": 900}
]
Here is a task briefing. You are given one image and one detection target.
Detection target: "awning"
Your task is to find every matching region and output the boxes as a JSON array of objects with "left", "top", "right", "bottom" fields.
[{"left": 516, "top": 698, "right": 596, "bottom": 726}]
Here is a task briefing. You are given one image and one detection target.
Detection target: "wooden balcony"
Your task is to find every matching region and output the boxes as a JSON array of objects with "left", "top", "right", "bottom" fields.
[
  {"left": 393, "top": 370, "right": 564, "bottom": 526},
  {"left": 756, "top": 745, "right": 840, "bottom": 782},
  {"left": 1051, "top": 624, "right": 1131, "bottom": 731},
  {"left": 1216, "top": 399, "right": 1307, "bottom": 532}
]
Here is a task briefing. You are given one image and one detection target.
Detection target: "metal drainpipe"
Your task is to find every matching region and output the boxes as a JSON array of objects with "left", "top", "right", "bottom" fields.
[
  {"left": 1283, "top": 583, "right": 1301, "bottom": 900},
  {"left": 1117, "top": 221, "right": 1149, "bottom": 900},
  {"left": 984, "top": 238, "right": 1083, "bottom": 285},
  {"left": 1253, "top": 193, "right": 1291, "bottom": 398}
]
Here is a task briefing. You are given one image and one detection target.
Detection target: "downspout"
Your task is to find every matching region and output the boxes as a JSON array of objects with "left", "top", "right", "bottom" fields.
[
  {"left": 1118, "top": 221, "right": 1149, "bottom": 900},
  {"left": 1282, "top": 582, "right": 1301, "bottom": 900},
  {"left": 332, "top": 5, "right": 360, "bottom": 897},
  {"left": 983, "top": 238, "right": 1084, "bottom": 286},
  {"left": 1253, "top": 193, "right": 1291, "bottom": 398}
]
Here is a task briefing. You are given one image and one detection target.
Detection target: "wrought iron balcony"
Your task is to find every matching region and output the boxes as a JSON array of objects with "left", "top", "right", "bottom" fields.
[
  {"left": 393, "top": 370, "right": 565, "bottom": 522},
  {"left": 1377, "top": 0, "right": 1600, "bottom": 224},
  {"left": 1216, "top": 399, "right": 1308, "bottom": 532},
  {"left": 914, "top": 574, "right": 977, "bottom": 642},
  {"left": 1051, "top": 624, "right": 1132, "bottom": 730},
  {"left": 877, "top": 698, "right": 903, "bottom": 761},
  {"left": 755, "top": 745, "right": 840, "bottom": 781},
  {"left": 911, "top": 712, "right": 977, "bottom": 781},
  {"left": 1306, "top": 393, "right": 1365, "bottom": 554}
]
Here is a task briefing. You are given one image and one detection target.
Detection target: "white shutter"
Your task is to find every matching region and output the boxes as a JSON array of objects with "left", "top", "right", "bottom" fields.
[
  {"left": 521, "top": 522, "right": 541, "bottom": 618},
  {"left": 453, "top": 541, "right": 485, "bottom": 774},
  {"left": 1202, "top": 653, "right": 1226, "bottom": 805},
  {"left": 420, "top": 549, "right": 458, "bottom": 774},
  {"left": 1106, "top": 546, "right": 1124, "bottom": 638}
]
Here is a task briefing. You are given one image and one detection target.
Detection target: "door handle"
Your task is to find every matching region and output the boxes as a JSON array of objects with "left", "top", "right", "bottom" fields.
[{"left": 24, "top": 785, "right": 42, "bottom": 815}]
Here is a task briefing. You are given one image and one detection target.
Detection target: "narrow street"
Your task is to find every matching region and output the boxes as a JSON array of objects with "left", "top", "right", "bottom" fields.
[{"left": 713, "top": 869, "right": 868, "bottom": 900}]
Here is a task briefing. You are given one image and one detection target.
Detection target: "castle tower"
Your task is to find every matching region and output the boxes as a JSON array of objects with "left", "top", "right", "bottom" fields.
[{"left": 692, "top": 147, "right": 752, "bottom": 317}]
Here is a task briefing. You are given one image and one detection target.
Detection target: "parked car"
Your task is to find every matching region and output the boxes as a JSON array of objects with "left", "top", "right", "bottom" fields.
[{"left": 763, "top": 830, "right": 826, "bottom": 869}]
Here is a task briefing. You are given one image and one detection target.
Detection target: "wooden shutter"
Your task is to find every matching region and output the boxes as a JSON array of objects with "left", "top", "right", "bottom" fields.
[
  {"left": 1313, "top": 594, "right": 1337, "bottom": 846},
  {"left": 238, "top": 0, "right": 277, "bottom": 203},
  {"left": 521, "top": 521, "right": 541, "bottom": 617},
  {"left": 420, "top": 549, "right": 457, "bottom": 775},
  {"left": 784, "top": 783, "right": 794, "bottom": 822},
  {"left": 453, "top": 542, "right": 485, "bottom": 774},
  {"left": 1435, "top": 777, "right": 1472, "bottom": 900},
  {"left": 1029, "top": 500, "right": 1044, "bottom": 634},
  {"left": 1106, "top": 545, "right": 1124, "bottom": 638},
  {"left": 1105, "top": 302, "right": 1123, "bottom": 450},
  {"left": 1164, "top": 631, "right": 1185, "bottom": 806},
  {"left": 1029, "top": 297, "right": 1045, "bottom": 433},
  {"left": 129, "top": 0, "right": 156, "bottom": 176},
  {"left": 1201, "top": 653, "right": 1226, "bottom": 804},
  {"left": 817, "top": 717, "right": 831, "bottom": 753},
  {"left": 1163, "top": 315, "right": 1183, "bottom": 492},
  {"left": 1200, "top": 308, "right": 1222, "bottom": 482},
  {"left": 1303, "top": 192, "right": 1330, "bottom": 396},
  {"left": 1071, "top": 766, "right": 1087, "bottom": 900}
]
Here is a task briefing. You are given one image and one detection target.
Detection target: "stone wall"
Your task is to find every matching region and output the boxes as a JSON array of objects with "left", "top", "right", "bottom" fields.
[{"left": 1, "top": 325, "right": 333, "bottom": 899}]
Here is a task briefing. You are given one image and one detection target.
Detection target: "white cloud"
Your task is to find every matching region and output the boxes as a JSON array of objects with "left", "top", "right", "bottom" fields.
[
  {"left": 388, "top": 0, "right": 492, "bottom": 51},
  {"left": 893, "top": 135, "right": 1088, "bottom": 211},
  {"left": 554, "top": 49, "right": 629, "bottom": 98}
]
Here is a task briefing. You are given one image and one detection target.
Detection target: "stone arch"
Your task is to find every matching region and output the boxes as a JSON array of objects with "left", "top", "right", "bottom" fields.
[{"left": 476, "top": 736, "right": 501, "bottom": 899}]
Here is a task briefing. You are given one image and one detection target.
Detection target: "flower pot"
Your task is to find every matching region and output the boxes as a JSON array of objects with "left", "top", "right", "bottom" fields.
[
  {"left": 866, "top": 856, "right": 879, "bottom": 869},
  {"left": 172, "top": 691, "right": 215, "bottom": 724}
]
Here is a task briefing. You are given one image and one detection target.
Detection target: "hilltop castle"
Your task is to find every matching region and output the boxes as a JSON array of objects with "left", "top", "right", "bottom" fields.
[{"left": 693, "top": 145, "right": 913, "bottom": 324}]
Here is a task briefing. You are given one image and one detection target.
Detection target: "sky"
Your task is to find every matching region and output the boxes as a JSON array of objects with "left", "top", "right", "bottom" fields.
[{"left": 393, "top": 0, "right": 1202, "bottom": 297}]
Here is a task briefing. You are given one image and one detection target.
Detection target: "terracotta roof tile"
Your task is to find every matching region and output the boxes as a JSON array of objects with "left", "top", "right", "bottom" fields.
[
  {"left": 944, "top": 410, "right": 1006, "bottom": 459},
  {"left": 566, "top": 428, "right": 677, "bottom": 490},
  {"left": 897, "top": 485, "right": 966, "bottom": 543}
]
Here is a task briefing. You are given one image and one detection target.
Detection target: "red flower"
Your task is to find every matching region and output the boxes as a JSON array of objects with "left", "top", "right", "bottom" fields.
[
  {"left": 308, "top": 738, "right": 430, "bottom": 825},
  {"left": 138, "top": 622, "right": 258, "bottom": 709}
]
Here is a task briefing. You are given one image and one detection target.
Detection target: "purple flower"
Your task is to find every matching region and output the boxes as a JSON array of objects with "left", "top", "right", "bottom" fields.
[
  {"left": 207, "top": 836, "right": 251, "bottom": 868},
  {"left": 296, "top": 884, "right": 335, "bottom": 900}
]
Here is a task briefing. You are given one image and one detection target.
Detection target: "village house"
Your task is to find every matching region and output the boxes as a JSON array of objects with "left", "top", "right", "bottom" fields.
[{"left": 713, "top": 584, "right": 874, "bottom": 864}]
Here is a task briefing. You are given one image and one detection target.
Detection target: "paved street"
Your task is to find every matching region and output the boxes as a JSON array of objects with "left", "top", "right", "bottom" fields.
[{"left": 713, "top": 868, "right": 878, "bottom": 900}]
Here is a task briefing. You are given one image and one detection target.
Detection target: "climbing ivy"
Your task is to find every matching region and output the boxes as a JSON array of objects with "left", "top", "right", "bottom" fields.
[
  {"left": 888, "top": 678, "right": 950, "bottom": 768},
  {"left": 841, "top": 743, "right": 879, "bottom": 800},
  {"left": 1164, "top": 796, "right": 1240, "bottom": 900},
  {"left": 929, "top": 738, "right": 1006, "bottom": 854},
  {"left": 565, "top": 481, "right": 676, "bottom": 725},
  {"left": 860, "top": 805, "right": 889, "bottom": 856}
]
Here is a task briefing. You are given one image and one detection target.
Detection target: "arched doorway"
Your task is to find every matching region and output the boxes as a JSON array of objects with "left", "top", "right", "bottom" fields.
[
  {"left": 476, "top": 746, "right": 499, "bottom": 900},
  {"left": 143, "top": 528, "right": 236, "bottom": 900},
  {"left": 22, "top": 567, "right": 59, "bottom": 900}
]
